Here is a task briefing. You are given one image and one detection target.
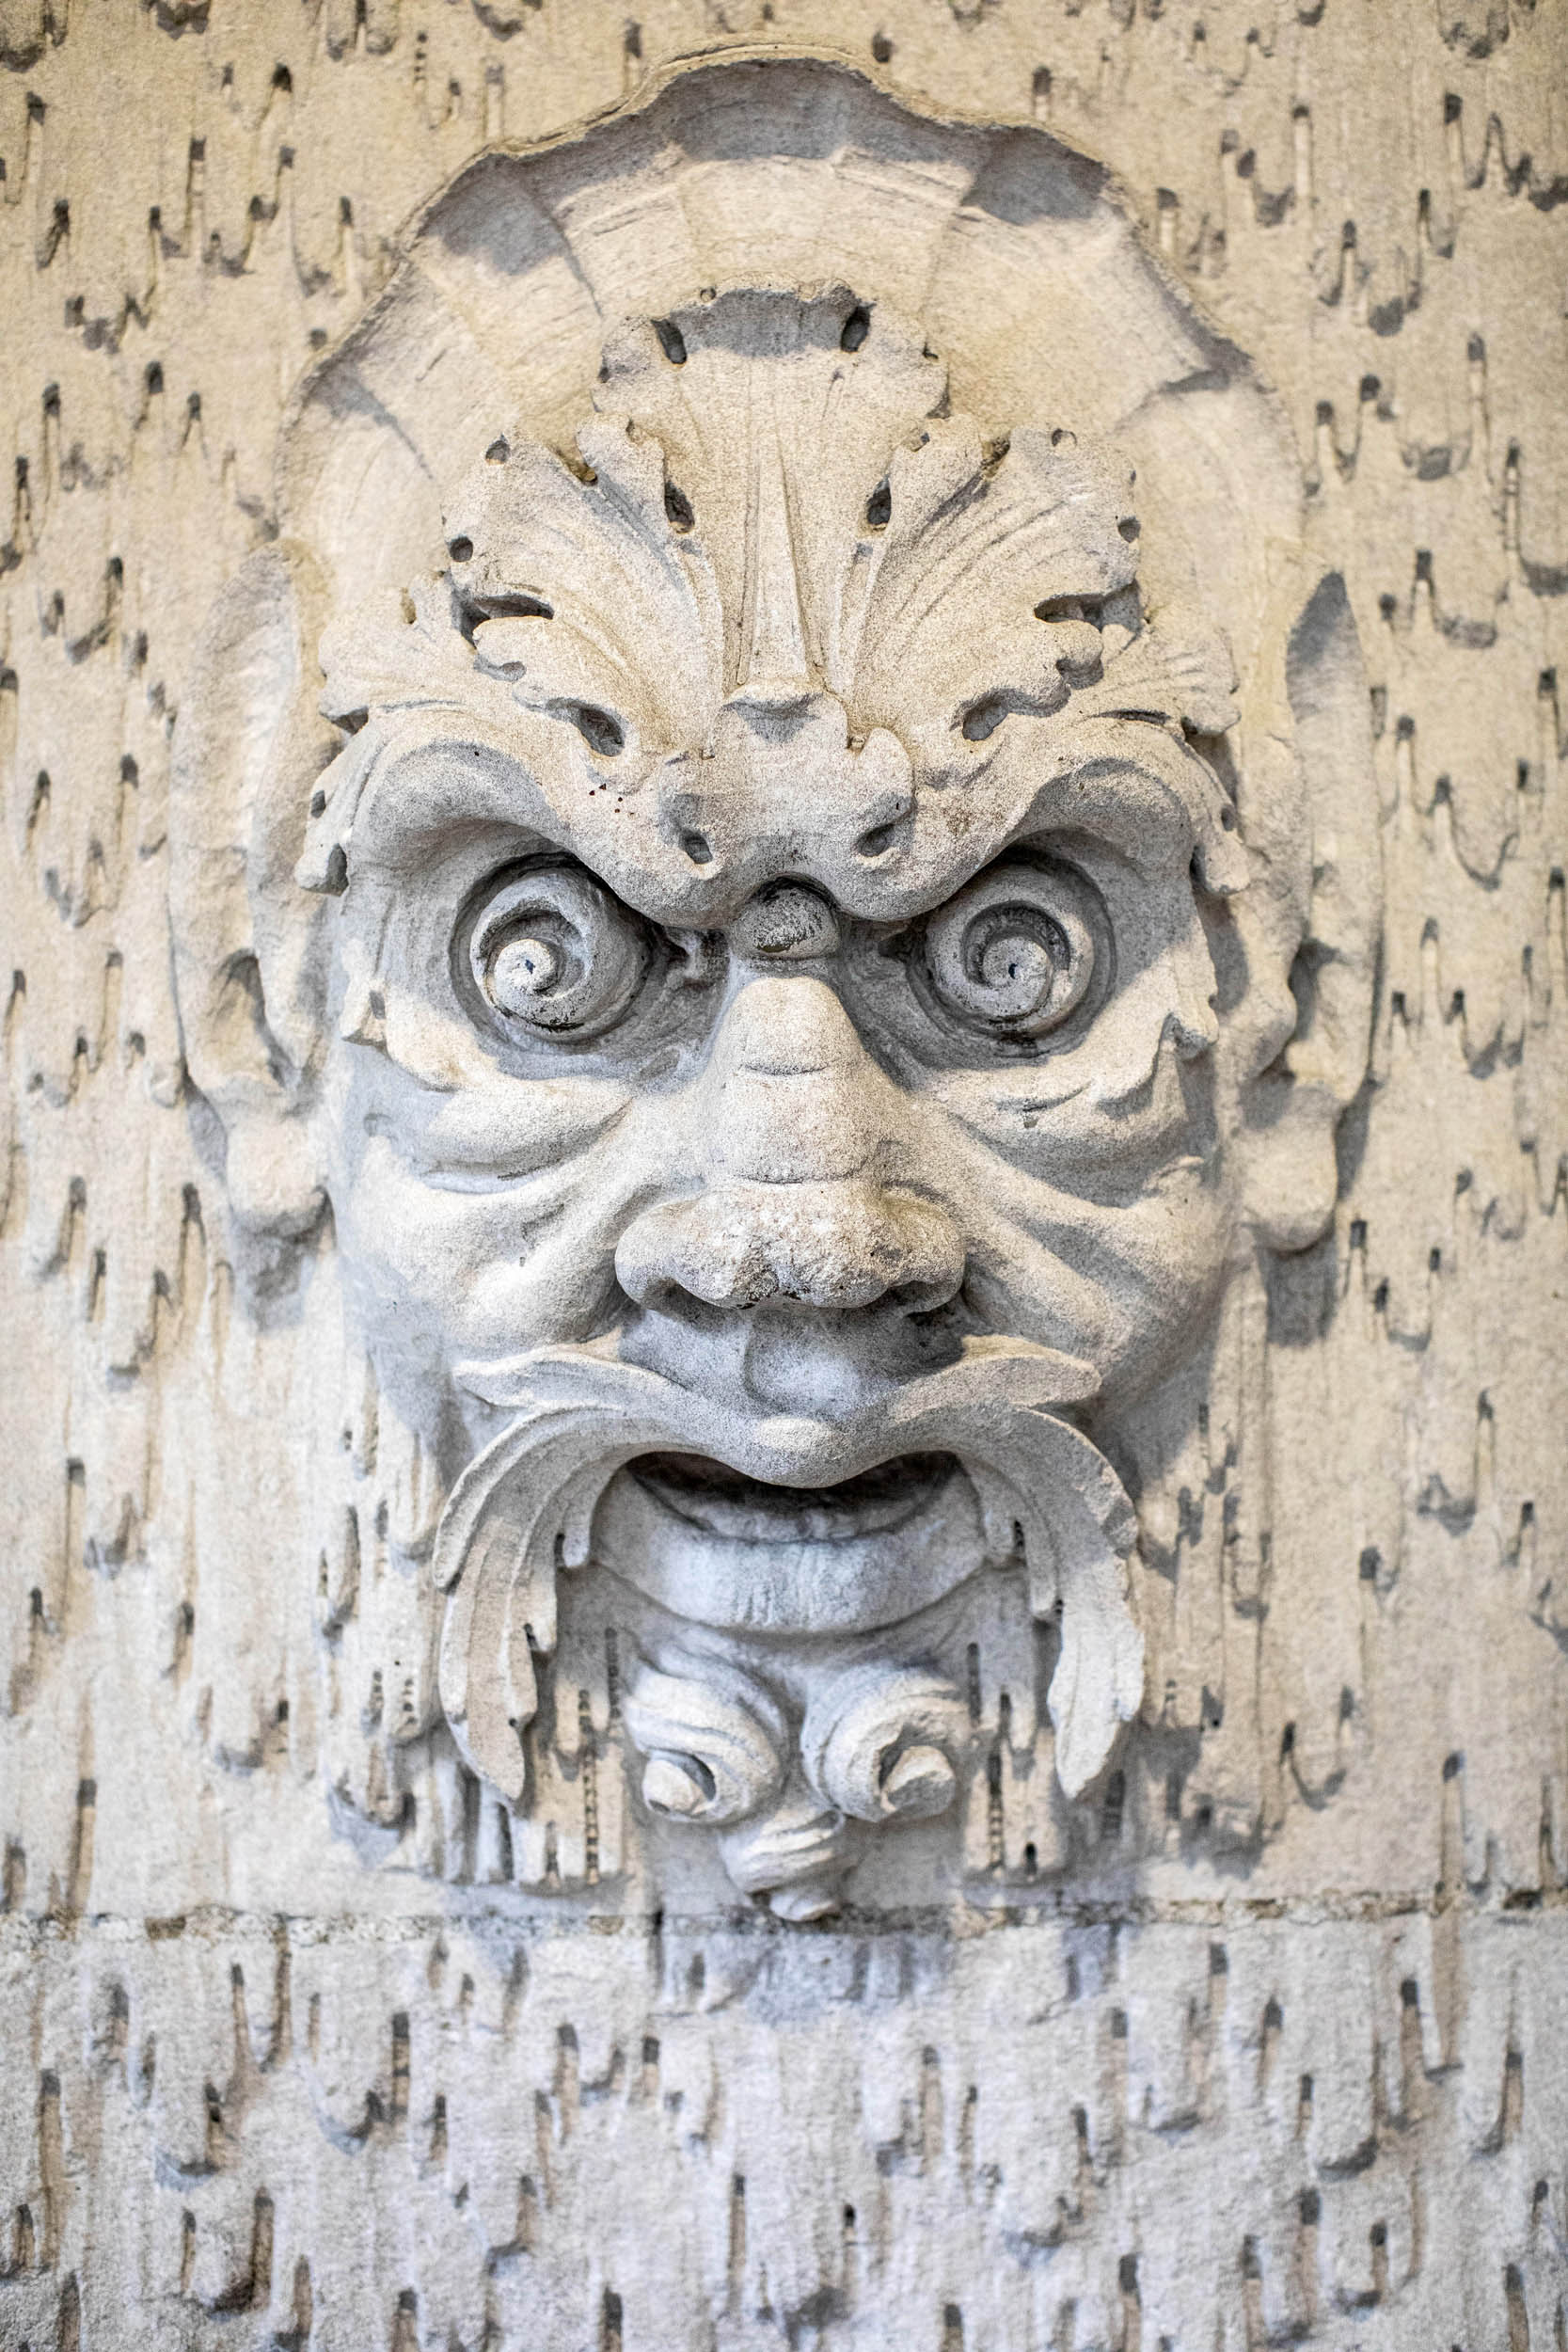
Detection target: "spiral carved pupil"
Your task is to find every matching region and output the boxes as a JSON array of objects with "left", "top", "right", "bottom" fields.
[
  {"left": 924, "top": 861, "right": 1098, "bottom": 1039},
  {"left": 466, "top": 864, "right": 646, "bottom": 1039},
  {"left": 973, "top": 923, "right": 1060, "bottom": 1011},
  {"left": 489, "top": 933, "right": 563, "bottom": 1009}
]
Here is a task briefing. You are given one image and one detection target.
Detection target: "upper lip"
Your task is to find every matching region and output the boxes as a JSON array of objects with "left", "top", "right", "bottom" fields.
[{"left": 453, "top": 1330, "right": 1101, "bottom": 1493}]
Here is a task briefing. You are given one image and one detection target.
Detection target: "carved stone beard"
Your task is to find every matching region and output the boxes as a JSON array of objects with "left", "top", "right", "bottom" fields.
[{"left": 433, "top": 1341, "right": 1142, "bottom": 1915}]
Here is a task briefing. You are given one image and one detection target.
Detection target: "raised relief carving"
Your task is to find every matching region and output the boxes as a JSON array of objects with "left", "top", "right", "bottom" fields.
[{"left": 168, "top": 67, "right": 1379, "bottom": 1917}]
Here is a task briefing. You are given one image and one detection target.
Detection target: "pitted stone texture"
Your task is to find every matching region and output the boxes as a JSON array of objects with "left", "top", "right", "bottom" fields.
[
  {"left": 2, "top": 1911, "right": 1564, "bottom": 2348},
  {"left": 2, "top": 2, "right": 1566, "bottom": 2343}
]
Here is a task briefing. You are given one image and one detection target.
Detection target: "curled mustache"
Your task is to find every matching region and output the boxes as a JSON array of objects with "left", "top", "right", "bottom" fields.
[{"left": 433, "top": 1336, "right": 1144, "bottom": 1810}]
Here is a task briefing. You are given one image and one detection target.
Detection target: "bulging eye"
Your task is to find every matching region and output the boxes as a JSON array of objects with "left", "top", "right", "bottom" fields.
[
  {"left": 462, "top": 863, "right": 647, "bottom": 1040},
  {"left": 924, "top": 860, "right": 1102, "bottom": 1039}
]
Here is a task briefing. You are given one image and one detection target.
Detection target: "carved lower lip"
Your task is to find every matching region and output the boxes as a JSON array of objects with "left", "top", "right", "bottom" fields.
[
  {"left": 626, "top": 1449, "right": 960, "bottom": 1545},
  {"left": 593, "top": 1446, "right": 990, "bottom": 1633}
]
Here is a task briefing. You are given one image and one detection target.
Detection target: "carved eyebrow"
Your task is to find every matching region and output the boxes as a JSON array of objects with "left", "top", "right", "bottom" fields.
[
  {"left": 987, "top": 758, "right": 1215, "bottom": 884},
  {"left": 1041, "top": 732, "right": 1245, "bottom": 891},
  {"left": 305, "top": 728, "right": 579, "bottom": 893}
]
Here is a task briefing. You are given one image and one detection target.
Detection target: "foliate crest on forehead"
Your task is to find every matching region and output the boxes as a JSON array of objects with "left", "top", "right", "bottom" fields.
[{"left": 300, "top": 288, "right": 1245, "bottom": 905}]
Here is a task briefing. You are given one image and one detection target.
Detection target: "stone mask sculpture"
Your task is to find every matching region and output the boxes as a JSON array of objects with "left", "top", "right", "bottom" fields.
[{"left": 168, "top": 63, "right": 1378, "bottom": 1919}]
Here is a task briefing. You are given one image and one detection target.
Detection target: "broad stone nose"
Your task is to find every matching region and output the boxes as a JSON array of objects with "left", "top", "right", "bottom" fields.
[
  {"left": 616, "top": 1177, "right": 965, "bottom": 1315},
  {"left": 615, "top": 977, "right": 964, "bottom": 1314}
]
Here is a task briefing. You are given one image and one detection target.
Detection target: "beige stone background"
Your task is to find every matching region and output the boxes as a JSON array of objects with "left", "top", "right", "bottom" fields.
[{"left": 2, "top": 1, "right": 1567, "bottom": 2344}]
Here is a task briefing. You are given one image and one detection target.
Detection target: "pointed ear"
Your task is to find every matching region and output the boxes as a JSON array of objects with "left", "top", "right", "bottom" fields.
[
  {"left": 170, "top": 542, "right": 340, "bottom": 1233},
  {"left": 1240, "top": 570, "right": 1382, "bottom": 1252}
]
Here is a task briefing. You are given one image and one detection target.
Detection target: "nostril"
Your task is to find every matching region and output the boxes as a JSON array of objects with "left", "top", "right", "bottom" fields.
[
  {"left": 888, "top": 1278, "right": 958, "bottom": 1319},
  {"left": 879, "top": 1199, "right": 965, "bottom": 1315},
  {"left": 617, "top": 1185, "right": 964, "bottom": 1318},
  {"left": 643, "top": 1282, "right": 728, "bottom": 1331},
  {"left": 613, "top": 1232, "right": 726, "bottom": 1321}
]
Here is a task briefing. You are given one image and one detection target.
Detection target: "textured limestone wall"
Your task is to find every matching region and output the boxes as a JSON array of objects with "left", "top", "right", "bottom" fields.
[{"left": 1, "top": 3, "right": 1566, "bottom": 2346}]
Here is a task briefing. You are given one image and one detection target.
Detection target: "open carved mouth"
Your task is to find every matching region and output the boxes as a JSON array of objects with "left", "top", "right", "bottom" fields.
[
  {"left": 443, "top": 1336, "right": 1121, "bottom": 1645},
  {"left": 437, "top": 1342, "right": 1143, "bottom": 1805},
  {"left": 626, "top": 1450, "right": 961, "bottom": 1545},
  {"left": 594, "top": 1444, "right": 989, "bottom": 1635}
]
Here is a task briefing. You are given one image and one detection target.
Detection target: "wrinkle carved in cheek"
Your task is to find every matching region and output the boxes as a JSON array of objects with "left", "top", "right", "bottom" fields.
[
  {"left": 957, "top": 1170, "right": 1233, "bottom": 1398},
  {"left": 337, "top": 1134, "right": 629, "bottom": 1364},
  {"left": 935, "top": 1061, "right": 1234, "bottom": 1397},
  {"left": 935, "top": 1061, "right": 1212, "bottom": 1200},
  {"left": 328, "top": 1020, "right": 640, "bottom": 1181},
  {"left": 929, "top": 1009, "right": 1225, "bottom": 1211},
  {"left": 329, "top": 1058, "right": 658, "bottom": 1371}
]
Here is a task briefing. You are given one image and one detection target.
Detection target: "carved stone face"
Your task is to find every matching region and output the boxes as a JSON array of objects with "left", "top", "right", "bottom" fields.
[
  {"left": 295, "top": 290, "right": 1251, "bottom": 1868},
  {"left": 321, "top": 310, "right": 1243, "bottom": 1461},
  {"left": 171, "top": 82, "right": 1377, "bottom": 1916}
]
